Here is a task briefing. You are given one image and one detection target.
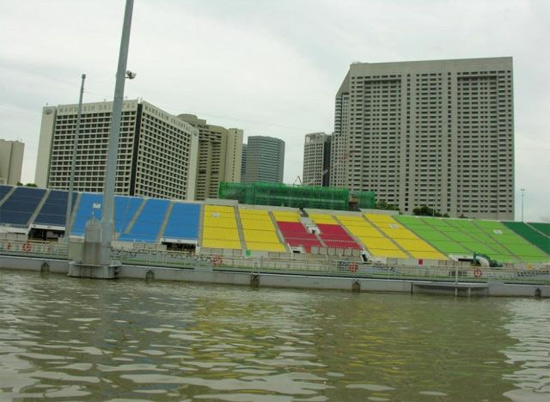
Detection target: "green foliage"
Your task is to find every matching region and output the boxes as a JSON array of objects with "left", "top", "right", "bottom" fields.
[
  {"left": 375, "top": 200, "right": 400, "bottom": 212},
  {"left": 413, "top": 205, "right": 444, "bottom": 217}
]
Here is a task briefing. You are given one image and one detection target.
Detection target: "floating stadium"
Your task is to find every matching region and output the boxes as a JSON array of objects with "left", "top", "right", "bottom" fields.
[{"left": 0, "top": 183, "right": 549, "bottom": 296}]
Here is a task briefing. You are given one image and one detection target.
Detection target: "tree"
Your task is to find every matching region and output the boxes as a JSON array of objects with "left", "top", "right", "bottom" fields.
[
  {"left": 413, "top": 205, "right": 443, "bottom": 217},
  {"left": 375, "top": 200, "right": 400, "bottom": 212}
]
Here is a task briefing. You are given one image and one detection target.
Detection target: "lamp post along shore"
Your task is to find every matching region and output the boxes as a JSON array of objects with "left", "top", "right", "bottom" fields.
[
  {"left": 68, "top": 0, "right": 134, "bottom": 279},
  {"left": 521, "top": 188, "right": 525, "bottom": 222}
]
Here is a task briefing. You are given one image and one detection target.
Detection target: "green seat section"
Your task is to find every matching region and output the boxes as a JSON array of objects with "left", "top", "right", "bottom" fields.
[
  {"left": 445, "top": 231, "right": 473, "bottom": 242},
  {"left": 474, "top": 220, "right": 504, "bottom": 229},
  {"left": 429, "top": 240, "right": 470, "bottom": 254},
  {"left": 410, "top": 229, "right": 446, "bottom": 241},
  {"left": 502, "top": 221, "right": 550, "bottom": 254},
  {"left": 528, "top": 222, "right": 550, "bottom": 237},
  {"left": 394, "top": 215, "right": 550, "bottom": 263}
]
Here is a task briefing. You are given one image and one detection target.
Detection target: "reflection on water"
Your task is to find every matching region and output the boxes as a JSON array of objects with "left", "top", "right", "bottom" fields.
[{"left": 0, "top": 270, "right": 548, "bottom": 401}]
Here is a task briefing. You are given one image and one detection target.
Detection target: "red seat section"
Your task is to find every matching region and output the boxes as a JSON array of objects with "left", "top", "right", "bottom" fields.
[
  {"left": 277, "top": 221, "right": 323, "bottom": 252},
  {"left": 317, "top": 223, "right": 362, "bottom": 250}
]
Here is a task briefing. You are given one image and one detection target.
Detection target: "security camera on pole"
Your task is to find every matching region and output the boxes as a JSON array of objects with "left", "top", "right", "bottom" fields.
[{"left": 68, "top": 0, "right": 135, "bottom": 278}]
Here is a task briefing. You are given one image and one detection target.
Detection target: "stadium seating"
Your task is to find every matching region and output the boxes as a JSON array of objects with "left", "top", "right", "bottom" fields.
[
  {"left": 202, "top": 205, "right": 241, "bottom": 249},
  {"left": 0, "top": 186, "right": 46, "bottom": 226},
  {"left": 309, "top": 213, "right": 362, "bottom": 250},
  {"left": 501, "top": 222, "right": 548, "bottom": 253},
  {"left": 0, "top": 185, "right": 14, "bottom": 201},
  {"left": 33, "top": 190, "right": 74, "bottom": 227},
  {"left": 276, "top": 221, "right": 323, "bottom": 252},
  {"left": 240, "top": 209, "right": 286, "bottom": 252},
  {"left": 528, "top": 222, "right": 550, "bottom": 237},
  {"left": 395, "top": 216, "right": 549, "bottom": 263},
  {"left": 119, "top": 199, "right": 170, "bottom": 243},
  {"left": 161, "top": 203, "right": 200, "bottom": 243},
  {"left": 337, "top": 214, "right": 408, "bottom": 259},
  {"left": 365, "top": 214, "right": 447, "bottom": 260},
  {"left": 0, "top": 184, "right": 548, "bottom": 265},
  {"left": 71, "top": 193, "right": 103, "bottom": 235},
  {"left": 272, "top": 210, "right": 301, "bottom": 222},
  {"left": 114, "top": 196, "right": 143, "bottom": 236}
]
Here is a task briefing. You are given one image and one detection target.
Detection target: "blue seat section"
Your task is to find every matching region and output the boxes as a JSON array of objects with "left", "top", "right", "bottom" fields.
[
  {"left": 34, "top": 190, "right": 76, "bottom": 227},
  {"left": 0, "top": 186, "right": 46, "bottom": 226},
  {"left": 71, "top": 193, "right": 103, "bottom": 236},
  {"left": 118, "top": 198, "right": 170, "bottom": 242},
  {"left": 162, "top": 202, "right": 200, "bottom": 241},
  {"left": 0, "top": 185, "right": 14, "bottom": 202},
  {"left": 114, "top": 196, "right": 143, "bottom": 236}
]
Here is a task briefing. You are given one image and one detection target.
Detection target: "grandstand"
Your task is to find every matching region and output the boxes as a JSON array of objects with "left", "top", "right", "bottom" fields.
[{"left": 0, "top": 184, "right": 548, "bottom": 266}]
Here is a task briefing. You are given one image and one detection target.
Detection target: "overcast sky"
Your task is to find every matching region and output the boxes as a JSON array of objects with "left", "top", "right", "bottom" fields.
[{"left": 1, "top": 0, "right": 548, "bottom": 221}]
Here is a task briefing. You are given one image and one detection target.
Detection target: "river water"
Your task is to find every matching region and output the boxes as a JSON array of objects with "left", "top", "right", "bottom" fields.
[{"left": 0, "top": 270, "right": 549, "bottom": 401}]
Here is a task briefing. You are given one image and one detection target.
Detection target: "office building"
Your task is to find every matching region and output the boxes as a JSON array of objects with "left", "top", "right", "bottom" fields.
[
  {"left": 302, "top": 133, "right": 331, "bottom": 186},
  {"left": 35, "top": 100, "right": 199, "bottom": 200},
  {"left": 243, "top": 136, "right": 285, "bottom": 183},
  {"left": 331, "top": 57, "right": 514, "bottom": 219},
  {"left": 241, "top": 144, "right": 247, "bottom": 181},
  {"left": 177, "top": 114, "right": 243, "bottom": 200},
  {"left": 0, "top": 140, "right": 25, "bottom": 185}
]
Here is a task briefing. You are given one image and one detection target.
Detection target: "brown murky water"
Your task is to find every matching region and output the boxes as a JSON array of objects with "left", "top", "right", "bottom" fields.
[{"left": 0, "top": 269, "right": 549, "bottom": 401}]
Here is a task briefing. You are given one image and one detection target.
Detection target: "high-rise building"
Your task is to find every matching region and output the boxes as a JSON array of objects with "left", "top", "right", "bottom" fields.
[
  {"left": 35, "top": 100, "right": 199, "bottom": 200},
  {"left": 177, "top": 114, "right": 243, "bottom": 200},
  {"left": 241, "top": 144, "right": 247, "bottom": 181},
  {"left": 243, "top": 136, "right": 285, "bottom": 183},
  {"left": 302, "top": 133, "right": 331, "bottom": 186},
  {"left": 0, "top": 139, "right": 24, "bottom": 185},
  {"left": 331, "top": 57, "right": 514, "bottom": 220}
]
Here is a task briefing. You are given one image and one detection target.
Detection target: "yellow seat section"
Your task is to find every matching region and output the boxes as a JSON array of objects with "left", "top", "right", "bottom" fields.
[
  {"left": 309, "top": 213, "right": 337, "bottom": 224},
  {"left": 409, "top": 251, "right": 448, "bottom": 260},
  {"left": 348, "top": 226, "right": 384, "bottom": 237},
  {"left": 240, "top": 209, "right": 286, "bottom": 252},
  {"left": 202, "top": 228, "right": 239, "bottom": 241},
  {"left": 241, "top": 220, "right": 275, "bottom": 230},
  {"left": 244, "top": 229, "right": 280, "bottom": 243},
  {"left": 337, "top": 215, "right": 371, "bottom": 225},
  {"left": 202, "top": 205, "right": 241, "bottom": 250},
  {"left": 369, "top": 248, "right": 409, "bottom": 259},
  {"left": 202, "top": 239, "right": 241, "bottom": 249},
  {"left": 203, "top": 217, "right": 237, "bottom": 229},
  {"left": 360, "top": 237, "right": 399, "bottom": 250},
  {"left": 247, "top": 242, "right": 287, "bottom": 252},
  {"left": 365, "top": 214, "right": 396, "bottom": 224},
  {"left": 272, "top": 211, "right": 301, "bottom": 222},
  {"left": 207, "top": 205, "right": 235, "bottom": 213},
  {"left": 395, "top": 239, "right": 435, "bottom": 252}
]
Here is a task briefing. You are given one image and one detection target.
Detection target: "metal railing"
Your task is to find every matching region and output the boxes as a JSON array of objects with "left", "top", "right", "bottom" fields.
[{"left": 1, "top": 239, "right": 548, "bottom": 285}]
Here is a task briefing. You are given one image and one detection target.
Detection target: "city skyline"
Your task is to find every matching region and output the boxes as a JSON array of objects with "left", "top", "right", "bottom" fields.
[{"left": 1, "top": 0, "right": 548, "bottom": 221}]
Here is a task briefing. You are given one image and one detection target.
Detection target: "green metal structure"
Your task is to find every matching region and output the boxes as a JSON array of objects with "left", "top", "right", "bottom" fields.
[{"left": 219, "top": 182, "right": 376, "bottom": 211}]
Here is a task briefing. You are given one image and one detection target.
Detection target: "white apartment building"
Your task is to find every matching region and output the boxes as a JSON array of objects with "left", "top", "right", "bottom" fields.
[
  {"left": 36, "top": 100, "right": 199, "bottom": 200},
  {"left": 302, "top": 133, "right": 331, "bottom": 186},
  {"left": 331, "top": 57, "right": 514, "bottom": 220},
  {"left": 0, "top": 140, "right": 24, "bottom": 185},
  {"left": 177, "top": 114, "right": 243, "bottom": 200}
]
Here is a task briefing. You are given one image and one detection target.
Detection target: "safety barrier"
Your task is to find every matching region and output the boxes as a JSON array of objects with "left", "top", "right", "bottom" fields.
[
  {"left": 0, "top": 239, "right": 68, "bottom": 258},
  {"left": 1, "top": 239, "right": 548, "bottom": 284}
]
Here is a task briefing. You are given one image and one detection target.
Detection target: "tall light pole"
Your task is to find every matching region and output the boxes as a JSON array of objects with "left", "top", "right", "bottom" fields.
[
  {"left": 100, "top": 0, "right": 134, "bottom": 249},
  {"left": 65, "top": 74, "right": 86, "bottom": 244},
  {"left": 69, "top": 0, "right": 134, "bottom": 278},
  {"left": 521, "top": 188, "right": 525, "bottom": 222}
]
